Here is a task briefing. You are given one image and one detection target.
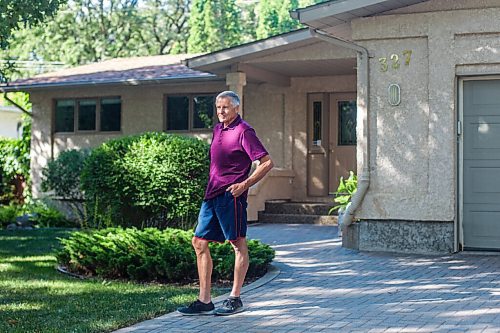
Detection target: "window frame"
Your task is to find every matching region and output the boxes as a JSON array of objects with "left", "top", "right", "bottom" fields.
[
  {"left": 53, "top": 96, "right": 122, "bottom": 134},
  {"left": 164, "top": 93, "right": 218, "bottom": 133}
]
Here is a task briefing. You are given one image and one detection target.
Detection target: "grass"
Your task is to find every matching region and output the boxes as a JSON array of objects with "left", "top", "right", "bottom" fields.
[{"left": 0, "top": 228, "right": 228, "bottom": 333}]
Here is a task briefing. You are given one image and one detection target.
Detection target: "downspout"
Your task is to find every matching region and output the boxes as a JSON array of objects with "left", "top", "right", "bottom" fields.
[{"left": 309, "top": 28, "right": 370, "bottom": 231}]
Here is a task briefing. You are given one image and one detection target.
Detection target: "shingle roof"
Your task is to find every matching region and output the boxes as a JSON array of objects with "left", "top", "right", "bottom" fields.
[{"left": 1, "top": 54, "right": 216, "bottom": 91}]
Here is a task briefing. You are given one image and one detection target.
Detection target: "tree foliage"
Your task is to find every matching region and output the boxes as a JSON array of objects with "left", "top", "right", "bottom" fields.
[
  {"left": 0, "top": 0, "right": 67, "bottom": 81},
  {"left": 256, "top": 0, "right": 301, "bottom": 39},
  {"left": 0, "top": 0, "right": 67, "bottom": 49},
  {"left": 3, "top": 0, "right": 191, "bottom": 67},
  {"left": 187, "top": 0, "right": 241, "bottom": 53}
]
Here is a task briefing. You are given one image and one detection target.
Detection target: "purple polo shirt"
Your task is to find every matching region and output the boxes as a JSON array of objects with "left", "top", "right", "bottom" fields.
[{"left": 205, "top": 115, "right": 269, "bottom": 200}]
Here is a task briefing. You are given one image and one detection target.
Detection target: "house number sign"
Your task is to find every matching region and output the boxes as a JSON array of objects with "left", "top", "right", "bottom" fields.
[{"left": 378, "top": 50, "right": 412, "bottom": 72}]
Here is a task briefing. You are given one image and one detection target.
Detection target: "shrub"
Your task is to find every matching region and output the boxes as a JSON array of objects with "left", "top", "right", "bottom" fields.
[
  {"left": 42, "top": 149, "right": 88, "bottom": 200},
  {"left": 56, "top": 228, "right": 275, "bottom": 283},
  {"left": 329, "top": 171, "right": 357, "bottom": 214},
  {"left": 81, "top": 132, "right": 210, "bottom": 229},
  {"left": 42, "top": 149, "right": 89, "bottom": 223},
  {"left": 27, "top": 201, "right": 73, "bottom": 228},
  {"left": 0, "top": 204, "right": 22, "bottom": 228}
]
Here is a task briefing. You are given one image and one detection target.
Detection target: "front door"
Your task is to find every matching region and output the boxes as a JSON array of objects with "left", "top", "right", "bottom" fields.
[
  {"left": 462, "top": 79, "right": 500, "bottom": 250},
  {"left": 307, "top": 93, "right": 357, "bottom": 197},
  {"left": 329, "top": 93, "right": 357, "bottom": 193}
]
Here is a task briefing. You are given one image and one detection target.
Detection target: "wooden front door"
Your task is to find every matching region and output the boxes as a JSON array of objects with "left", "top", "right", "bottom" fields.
[
  {"left": 329, "top": 93, "right": 357, "bottom": 193},
  {"left": 307, "top": 93, "right": 357, "bottom": 197}
]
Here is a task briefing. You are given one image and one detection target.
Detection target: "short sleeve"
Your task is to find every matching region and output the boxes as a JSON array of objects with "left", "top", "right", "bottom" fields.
[{"left": 241, "top": 128, "right": 269, "bottom": 161}]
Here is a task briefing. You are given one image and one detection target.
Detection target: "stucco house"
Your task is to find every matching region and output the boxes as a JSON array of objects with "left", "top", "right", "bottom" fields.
[{"left": 3, "top": 0, "right": 500, "bottom": 254}]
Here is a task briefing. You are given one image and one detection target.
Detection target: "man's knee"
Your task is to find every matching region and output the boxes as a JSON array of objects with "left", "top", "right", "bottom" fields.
[
  {"left": 230, "top": 238, "right": 248, "bottom": 255},
  {"left": 192, "top": 237, "right": 209, "bottom": 254}
]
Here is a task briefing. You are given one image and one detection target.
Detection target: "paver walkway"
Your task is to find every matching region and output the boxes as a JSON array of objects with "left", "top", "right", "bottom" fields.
[{"left": 114, "top": 224, "right": 500, "bottom": 333}]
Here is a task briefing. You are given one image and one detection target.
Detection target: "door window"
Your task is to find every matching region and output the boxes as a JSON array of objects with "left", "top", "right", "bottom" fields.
[
  {"left": 338, "top": 101, "right": 357, "bottom": 145},
  {"left": 312, "top": 101, "right": 322, "bottom": 146}
]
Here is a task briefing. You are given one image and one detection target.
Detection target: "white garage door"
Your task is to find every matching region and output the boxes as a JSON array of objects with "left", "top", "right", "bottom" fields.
[{"left": 463, "top": 79, "right": 500, "bottom": 250}]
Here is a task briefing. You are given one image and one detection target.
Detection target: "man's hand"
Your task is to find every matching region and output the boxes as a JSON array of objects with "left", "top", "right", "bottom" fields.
[
  {"left": 226, "top": 155, "right": 274, "bottom": 198},
  {"left": 227, "top": 182, "right": 247, "bottom": 198}
]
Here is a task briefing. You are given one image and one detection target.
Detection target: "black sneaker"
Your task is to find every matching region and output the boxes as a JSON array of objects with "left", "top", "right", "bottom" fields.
[
  {"left": 214, "top": 297, "right": 244, "bottom": 316},
  {"left": 177, "top": 299, "right": 215, "bottom": 316}
]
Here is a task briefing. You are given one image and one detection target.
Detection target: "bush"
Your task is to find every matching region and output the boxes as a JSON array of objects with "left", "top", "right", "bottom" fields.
[
  {"left": 57, "top": 228, "right": 275, "bottom": 283},
  {"left": 0, "top": 204, "right": 22, "bottom": 228},
  {"left": 42, "top": 149, "right": 89, "bottom": 223},
  {"left": 27, "top": 201, "right": 73, "bottom": 228},
  {"left": 42, "top": 149, "right": 88, "bottom": 200},
  {"left": 0, "top": 201, "right": 72, "bottom": 229},
  {"left": 81, "top": 132, "right": 210, "bottom": 229},
  {"left": 329, "top": 171, "right": 357, "bottom": 214},
  {"left": 0, "top": 116, "right": 31, "bottom": 204}
]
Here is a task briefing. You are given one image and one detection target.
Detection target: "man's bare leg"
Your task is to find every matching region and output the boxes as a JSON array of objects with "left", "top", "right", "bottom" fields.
[
  {"left": 230, "top": 237, "right": 249, "bottom": 297},
  {"left": 192, "top": 237, "right": 212, "bottom": 303}
]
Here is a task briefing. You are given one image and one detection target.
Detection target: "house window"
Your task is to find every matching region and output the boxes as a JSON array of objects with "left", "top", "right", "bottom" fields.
[
  {"left": 55, "top": 100, "right": 75, "bottom": 132},
  {"left": 78, "top": 100, "right": 97, "bottom": 131},
  {"left": 54, "top": 97, "right": 121, "bottom": 133},
  {"left": 101, "top": 98, "right": 121, "bottom": 131},
  {"left": 166, "top": 94, "right": 216, "bottom": 131},
  {"left": 338, "top": 100, "right": 357, "bottom": 145}
]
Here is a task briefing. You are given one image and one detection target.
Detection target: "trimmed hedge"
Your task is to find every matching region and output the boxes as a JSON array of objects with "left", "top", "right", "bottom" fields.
[
  {"left": 56, "top": 228, "right": 275, "bottom": 282},
  {"left": 80, "top": 132, "right": 210, "bottom": 229}
]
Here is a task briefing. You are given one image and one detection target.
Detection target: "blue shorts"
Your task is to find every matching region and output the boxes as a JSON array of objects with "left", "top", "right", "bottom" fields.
[{"left": 194, "top": 191, "right": 248, "bottom": 242}]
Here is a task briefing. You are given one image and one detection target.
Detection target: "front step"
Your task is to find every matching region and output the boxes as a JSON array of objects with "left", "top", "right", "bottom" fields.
[
  {"left": 257, "top": 201, "right": 338, "bottom": 225},
  {"left": 257, "top": 212, "right": 338, "bottom": 225},
  {"left": 264, "top": 201, "right": 333, "bottom": 215}
]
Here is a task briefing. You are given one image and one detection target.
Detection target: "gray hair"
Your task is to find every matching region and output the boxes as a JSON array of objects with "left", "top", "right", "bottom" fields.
[{"left": 216, "top": 90, "right": 240, "bottom": 108}]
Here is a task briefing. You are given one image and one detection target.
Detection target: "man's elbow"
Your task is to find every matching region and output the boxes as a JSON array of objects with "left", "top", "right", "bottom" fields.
[{"left": 266, "top": 158, "right": 274, "bottom": 171}]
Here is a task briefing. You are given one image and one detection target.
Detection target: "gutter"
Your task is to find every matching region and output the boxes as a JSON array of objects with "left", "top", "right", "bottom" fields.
[
  {"left": 308, "top": 28, "right": 371, "bottom": 232},
  {"left": 0, "top": 75, "right": 219, "bottom": 93}
]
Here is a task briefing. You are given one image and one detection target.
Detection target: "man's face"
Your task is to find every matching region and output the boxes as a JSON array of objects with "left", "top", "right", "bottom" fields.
[{"left": 216, "top": 97, "right": 239, "bottom": 126}]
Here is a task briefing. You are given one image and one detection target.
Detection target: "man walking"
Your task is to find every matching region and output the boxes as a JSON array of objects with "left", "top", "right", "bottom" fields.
[{"left": 177, "top": 90, "right": 273, "bottom": 316}]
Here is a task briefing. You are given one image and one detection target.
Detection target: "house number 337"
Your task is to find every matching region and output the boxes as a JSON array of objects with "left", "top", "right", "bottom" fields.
[{"left": 378, "top": 50, "right": 412, "bottom": 72}]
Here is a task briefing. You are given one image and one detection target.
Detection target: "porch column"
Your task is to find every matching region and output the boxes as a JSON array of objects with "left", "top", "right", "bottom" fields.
[{"left": 226, "top": 72, "right": 247, "bottom": 118}]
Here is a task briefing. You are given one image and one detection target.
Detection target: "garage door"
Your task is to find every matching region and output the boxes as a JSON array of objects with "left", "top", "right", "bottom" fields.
[{"left": 463, "top": 79, "right": 500, "bottom": 250}]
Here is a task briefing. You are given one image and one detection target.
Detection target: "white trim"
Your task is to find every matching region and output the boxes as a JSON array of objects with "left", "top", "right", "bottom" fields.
[
  {"left": 295, "top": 0, "right": 388, "bottom": 23},
  {"left": 458, "top": 78, "right": 464, "bottom": 251}
]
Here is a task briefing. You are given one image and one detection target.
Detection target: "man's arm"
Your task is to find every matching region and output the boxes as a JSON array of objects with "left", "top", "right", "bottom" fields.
[{"left": 227, "top": 155, "right": 274, "bottom": 197}]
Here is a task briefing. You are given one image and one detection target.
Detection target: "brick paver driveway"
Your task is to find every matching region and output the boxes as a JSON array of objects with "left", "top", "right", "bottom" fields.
[{"left": 115, "top": 224, "right": 500, "bottom": 333}]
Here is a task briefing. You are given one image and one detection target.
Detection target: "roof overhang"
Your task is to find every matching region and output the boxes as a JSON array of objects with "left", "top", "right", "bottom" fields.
[
  {"left": 186, "top": 29, "right": 315, "bottom": 72},
  {"left": 291, "top": 0, "right": 428, "bottom": 34},
  {"left": 0, "top": 74, "right": 220, "bottom": 93}
]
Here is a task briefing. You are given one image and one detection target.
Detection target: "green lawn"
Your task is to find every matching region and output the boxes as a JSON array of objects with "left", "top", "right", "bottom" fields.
[{"left": 0, "top": 229, "right": 227, "bottom": 333}]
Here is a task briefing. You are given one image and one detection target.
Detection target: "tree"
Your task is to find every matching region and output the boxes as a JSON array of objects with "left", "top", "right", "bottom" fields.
[
  {"left": 0, "top": 0, "right": 67, "bottom": 82},
  {"left": 3, "top": 0, "right": 192, "bottom": 67},
  {"left": 256, "top": 0, "right": 301, "bottom": 39},
  {"left": 187, "top": 0, "right": 241, "bottom": 53},
  {"left": 138, "top": 0, "right": 191, "bottom": 55}
]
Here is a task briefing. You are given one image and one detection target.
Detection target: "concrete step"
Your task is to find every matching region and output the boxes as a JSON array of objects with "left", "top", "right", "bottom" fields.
[
  {"left": 257, "top": 212, "right": 338, "bottom": 225},
  {"left": 264, "top": 201, "right": 335, "bottom": 216}
]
